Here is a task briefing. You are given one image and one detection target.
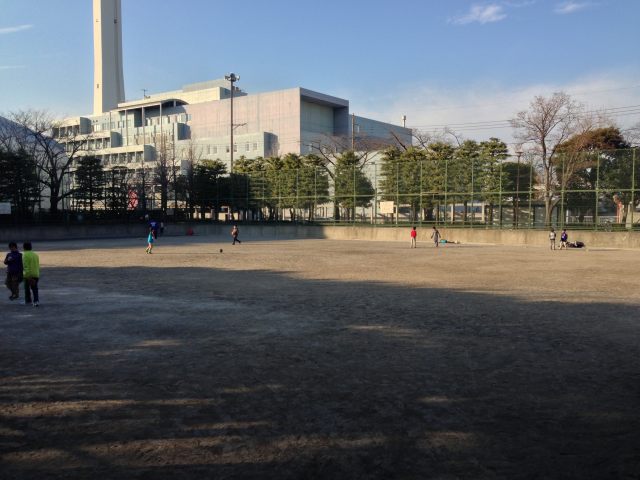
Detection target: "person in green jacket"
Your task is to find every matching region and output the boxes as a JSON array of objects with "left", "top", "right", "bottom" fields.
[{"left": 22, "top": 241, "right": 40, "bottom": 307}]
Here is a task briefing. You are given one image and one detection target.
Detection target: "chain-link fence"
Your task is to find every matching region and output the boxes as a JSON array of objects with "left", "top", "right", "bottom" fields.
[{"left": 2, "top": 148, "right": 638, "bottom": 230}]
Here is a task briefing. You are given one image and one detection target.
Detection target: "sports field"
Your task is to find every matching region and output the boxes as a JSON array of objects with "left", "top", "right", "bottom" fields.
[{"left": 1, "top": 235, "right": 639, "bottom": 479}]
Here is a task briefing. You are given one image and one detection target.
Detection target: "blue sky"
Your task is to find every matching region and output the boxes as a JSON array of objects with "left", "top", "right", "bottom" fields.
[{"left": 1, "top": 0, "right": 639, "bottom": 142}]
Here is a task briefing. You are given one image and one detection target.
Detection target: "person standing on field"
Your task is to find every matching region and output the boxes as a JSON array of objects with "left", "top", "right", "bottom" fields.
[
  {"left": 549, "top": 228, "right": 556, "bottom": 250},
  {"left": 4, "top": 242, "right": 22, "bottom": 301},
  {"left": 430, "top": 226, "right": 441, "bottom": 248},
  {"left": 146, "top": 227, "right": 155, "bottom": 254},
  {"left": 410, "top": 226, "right": 417, "bottom": 248},
  {"left": 560, "top": 229, "right": 568, "bottom": 249},
  {"left": 231, "top": 225, "right": 241, "bottom": 245},
  {"left": 22, "top": 242, "right": 40, "bottom": 307}
]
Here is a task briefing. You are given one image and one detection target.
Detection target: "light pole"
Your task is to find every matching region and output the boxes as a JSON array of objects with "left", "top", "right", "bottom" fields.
[
  {"left": 515, "top": 147, "right": 523, "bottom": 228},
  {"left": 225, "top": 73, "right": 240, "bottom": 173}
]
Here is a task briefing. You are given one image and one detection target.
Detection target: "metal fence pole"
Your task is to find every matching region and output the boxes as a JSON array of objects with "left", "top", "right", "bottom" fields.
[
  {"left": 528, "top": 155, "right": 533, "bottom": 228},
  {"left": 444, "top": 157, "right": 449, "bottom": 226},
  {"left": 499, "top": 160, "right": 503, "bottom": 228},
  {"left": 595, "top": 154, "right": 600, "bottom": 230},
  {"left": 395, "top": 161, "right": 399, "bottom": 226},
  {"left": 471, "top": 156, "right": 475, "bottom": 228},
  {"left": 419, "top": 159, "right": 423, "bottom": 226},
  {"left": 374, "top": 162, "right": 378, "bottom": 226},
  {"left": 353, "top": 164, "right": 356, "bottom": 224},
  {"left": 560, "top": 154, "right": 566, "bottom": 228},
  {"left": 632, "top": 149, "right": 636, "bottom": 229}
]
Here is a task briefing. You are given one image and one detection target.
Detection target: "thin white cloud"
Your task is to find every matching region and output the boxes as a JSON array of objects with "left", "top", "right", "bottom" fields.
[
  {"left": 0, "top": 65, "right": 26, "bottom": 70},
  {"left": 554, "top": 2, "right": 589, "bottom": 14},
  {"left": 0, "top": 24, "right": 33, "bottom": 35},
  {"left": 352, "top": 70, "right": 640, "bottom": 145},
  {"left": 451, "top": 4, "right": 507, "bottom": 25}
]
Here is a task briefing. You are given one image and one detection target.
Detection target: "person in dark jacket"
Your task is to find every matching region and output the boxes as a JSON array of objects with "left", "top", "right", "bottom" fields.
[{"left": 4, "top": 242, "right": 22, "bottom": 300}]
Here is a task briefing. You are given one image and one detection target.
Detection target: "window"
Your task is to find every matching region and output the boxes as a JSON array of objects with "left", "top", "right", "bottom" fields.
[
  {"left": 245, "top": 143, "right": 250, "bottom": 151},
  {"left": 213, "top": 146, "right": 217, "bottom": 154},
  {"left": 226, "top": 146, "right": 230, "bottom": 153},
  {"left": 233, "top": 144, "right": 237, "bottom": 153},
  {"left": 253, "top": 142, "right": 258, "bottom": 151}
]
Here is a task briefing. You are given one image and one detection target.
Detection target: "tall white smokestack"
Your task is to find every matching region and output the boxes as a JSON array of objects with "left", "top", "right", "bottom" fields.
[{"left": 93, "top": 0, "right": 125, "bottom": 114}]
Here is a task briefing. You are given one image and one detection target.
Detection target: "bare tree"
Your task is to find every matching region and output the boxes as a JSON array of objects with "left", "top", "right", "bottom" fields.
[
  {"left": 5, "top": 110, "right": 93, "bottom": 215},
  {"left": 623, "top": 121, "right": 640, "bottom": 147},
  {"left": 180, "top": 138, "right": 203, "bottom": 218},
  {"left": 154, "top": 134, "right": 174, "bottom": 213},
  {"left": 510, "top": 92, "right": 583, "bottom": 224}
]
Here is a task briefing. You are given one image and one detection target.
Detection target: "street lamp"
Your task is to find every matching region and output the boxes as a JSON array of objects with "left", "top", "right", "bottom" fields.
[
  {"left": 225, "top": 73, "right": 240, "bottom": 173},
  {"left": 515, "top": 146, "right": 523, "bottom": 228}
]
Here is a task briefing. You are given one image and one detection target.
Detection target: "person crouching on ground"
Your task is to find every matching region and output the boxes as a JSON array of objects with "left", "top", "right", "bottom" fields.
[
  {"left": 410, "top": 226, "right": 417, "bottom": 248},
  {"left": 22, "top": 242, "right": 40, "bottom": 307},
  {"left": 4, "top": 241, "right": 22, "bottom": 301}
]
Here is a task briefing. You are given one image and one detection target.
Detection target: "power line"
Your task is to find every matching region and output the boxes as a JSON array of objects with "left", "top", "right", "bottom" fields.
[{"left": 408, "top": 104, "right": 640, "bottom": 129}]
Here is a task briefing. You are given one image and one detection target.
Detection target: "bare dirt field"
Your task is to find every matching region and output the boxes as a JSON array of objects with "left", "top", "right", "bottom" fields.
[{"left": 1, "top": 234, "right": 639, "bottom": 479}]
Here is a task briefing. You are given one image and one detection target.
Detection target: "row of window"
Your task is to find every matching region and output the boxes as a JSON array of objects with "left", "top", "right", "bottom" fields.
[
  {"left": 91, "top": 114, "right": 192, "bottom": 133},
  {"left": 206, "top": 142, "right": 260, "bottom": 155}
]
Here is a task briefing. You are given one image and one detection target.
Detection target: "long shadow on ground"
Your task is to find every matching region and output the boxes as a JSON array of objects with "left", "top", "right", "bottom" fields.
[{"left": 1, "top": 266, "right": 639, "bottom": 479}]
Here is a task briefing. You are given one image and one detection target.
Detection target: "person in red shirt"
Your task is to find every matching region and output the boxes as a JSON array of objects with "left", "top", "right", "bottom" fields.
[{"left": 410, "top": 226, "right": 417, "bottom": 248}]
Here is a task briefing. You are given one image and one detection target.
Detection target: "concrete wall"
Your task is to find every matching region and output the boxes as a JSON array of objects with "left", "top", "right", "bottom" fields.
[
  {"left": 0, "top": 223, "right": 325, "bottom": 243},
  {"left": 320, "top": 226, "right": 640, "bottom": 249},
  {"left": 2, "top": 224, "right": 640, "bottom": 249}
]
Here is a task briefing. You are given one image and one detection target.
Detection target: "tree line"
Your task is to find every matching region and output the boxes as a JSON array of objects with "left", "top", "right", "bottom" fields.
[{"left": 1, "top": 92, "right": 638, "bottom": 226}]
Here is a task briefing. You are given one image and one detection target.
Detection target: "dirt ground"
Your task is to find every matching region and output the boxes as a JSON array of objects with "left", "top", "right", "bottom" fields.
[{"left": 1, "top": 234, "right": 639, "bottom": 479}]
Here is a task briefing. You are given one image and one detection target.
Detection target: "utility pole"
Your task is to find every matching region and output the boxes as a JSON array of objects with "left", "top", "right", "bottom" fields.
[{"left": 351, "top": 113, "right": 355, "bottom": 151}]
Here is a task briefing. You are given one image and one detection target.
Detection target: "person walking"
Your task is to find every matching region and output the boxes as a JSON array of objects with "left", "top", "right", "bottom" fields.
[
  {"left": 549, "top": 228, "right": 557, "bottom": 250},
  {"left": 560, "top": 229, "right": 568, "bottom": 249},
  {"left": 231, "top": 225, "right": 241, "bottom": 245},
  {"left": 145, "top": 227, "right": 155, "bottom": 254},
  {"left": 22, "top": 242, "right": 40, "bottom": 307},
  {"left": 4, "top": 242, "right": 22, "bottom": 301},
  {"left": 430, "top": 226, "right": 441, "bottom": 248},
  {"left": 410, "top": 226, "right": 417, "bottom": 248}
]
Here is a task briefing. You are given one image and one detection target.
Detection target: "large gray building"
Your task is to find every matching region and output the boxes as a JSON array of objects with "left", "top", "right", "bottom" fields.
[{"left": 58, "top": 0, "right": 411, "bottom": 180}]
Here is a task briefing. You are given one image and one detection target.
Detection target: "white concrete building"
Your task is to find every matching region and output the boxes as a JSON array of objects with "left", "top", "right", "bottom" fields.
[{"left": 59, "top": 0, "right": 411, "bottom": 176}]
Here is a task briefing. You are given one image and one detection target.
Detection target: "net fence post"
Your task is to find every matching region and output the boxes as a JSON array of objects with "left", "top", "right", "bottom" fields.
[
  {"left": 419, "top": 159, "right": 423, "bottom": 227},
  {"left": 595, "top": 154, "right": 600, "bottom": 231},
  {"left": 632, "top": 148, "right": 636, "bottom": 229},
  {"left": 560, "top": 153, "right": 565, "bottom": 229},
  {"left": 374, "top": 162, "right": 378, "bottom": 226},
  {"left": 528, "top": 154, "right": 533, "bottom": 228},
  {"left": 444, "top": 157, "right": 449, "bottom": 227}
]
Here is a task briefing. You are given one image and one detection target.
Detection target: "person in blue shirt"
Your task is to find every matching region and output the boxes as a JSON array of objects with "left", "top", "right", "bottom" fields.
[
  {"left": 560, "top": 229, "right": 568, "bottom": 249},
  {"left": 145, "top": 228, "right": 155, "bottom": 254},
  {"left": 4, "top": 242, "right": 22, "bottom": 300}
]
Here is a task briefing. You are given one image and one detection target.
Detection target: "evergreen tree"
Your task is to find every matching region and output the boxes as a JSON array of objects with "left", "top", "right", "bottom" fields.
[
  {"left": 73, "top": 156, "right": 105, "bottom": 213},
  {"left": 334, "top": 151, "right": 374, "bottom": 221},
  {"left": 0, "top": 148, "right": 40, "bottom": 218}
]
